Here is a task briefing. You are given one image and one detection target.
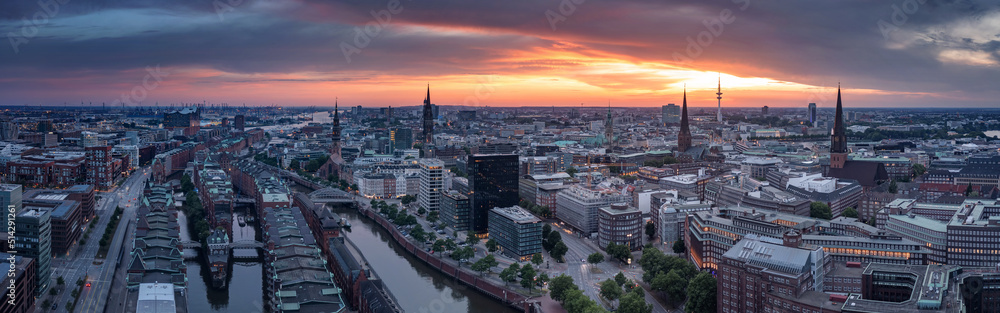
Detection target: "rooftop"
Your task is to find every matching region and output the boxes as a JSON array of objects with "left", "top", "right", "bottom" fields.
[{"left": 491, "top": 205, "right": 541, "bottom": 224}]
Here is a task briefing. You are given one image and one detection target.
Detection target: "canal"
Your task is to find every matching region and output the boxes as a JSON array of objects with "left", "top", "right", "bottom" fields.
[
  {"left": 329, "top": 203, "right": 519, "bottom": 313},
  {"left": 185, "top": 209, "right": 267, "bottom": 312}
]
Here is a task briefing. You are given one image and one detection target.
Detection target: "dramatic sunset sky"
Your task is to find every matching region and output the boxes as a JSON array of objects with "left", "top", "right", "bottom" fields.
[{"left": 0, "top": 0, "right": 997, "bottom": 108}]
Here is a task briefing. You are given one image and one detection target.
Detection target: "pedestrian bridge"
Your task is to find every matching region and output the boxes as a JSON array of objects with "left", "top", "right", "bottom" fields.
[
  {"left": 179, "top": 240, "right": 265, "bottom": 249},
  {"left": 309, "top": 187, "right": 355, "bottom": 204}
]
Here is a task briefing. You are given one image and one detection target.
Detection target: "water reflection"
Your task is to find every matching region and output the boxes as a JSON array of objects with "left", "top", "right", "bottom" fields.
[{"left": 330, "top": 205, "right": 517, "bottom": 313}]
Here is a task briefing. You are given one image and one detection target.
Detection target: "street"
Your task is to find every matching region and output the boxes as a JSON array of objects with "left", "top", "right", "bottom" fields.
[{"left": 42, "top": 168, "right": 150, "bottom": 313}]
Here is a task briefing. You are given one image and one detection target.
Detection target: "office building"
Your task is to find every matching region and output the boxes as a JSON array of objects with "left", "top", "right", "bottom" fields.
[
  {"left": 808, "top": 102, "right": 817, "bottom": 126},
  {"left": 418, "top": 159, "right": 444, "bottom": 212},
  {"left": 86, "top": 145, "right": 114, "bottom": 190},
  {"left": 661, "top": 103, "right": 679, "bottom": 125},
  {"left": 390, "top": 127, "right": 413, "bottom": 151},
  {"left": 597, "top": 204, "right": 642, "bottom": 251},
  {"left": 556, "top": 185, "right": 631, "bottom": 234},
  {"left": 0, "top": 184, "right": 22, "bottom": 212},
  {"left": 0, "top": 253, "right": 35, "bottom": 313},
  {"left": 718, "top": 233, "right": 829, "bottom": 313},
  {"left": 441, "top": 190, "right": 470, "bottom": 231},
  {"left": 685, "top": 206, "right": 928, "bottom": 271},
  {"left": 468, "top": 154, "right": 519, "bottom": 234},
  {"left": 488, "top": 205, "right": 542, "bottom": 261},
  {"left": 884, "top": 198, "right": 1000, "bottom": 267},
  {"left": 234, "top": 114, "right": 245, "bottom": 132},
  {"left": 15, "top": 205, "right": 51, "bottom": 294},
  {"left": 761, "top": 105, "right": 769, "bottom": 116}
]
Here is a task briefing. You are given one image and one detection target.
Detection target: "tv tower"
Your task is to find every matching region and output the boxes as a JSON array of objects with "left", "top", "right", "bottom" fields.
[{"left": 716, "top": 73, "right": 723, "bottom": 122}]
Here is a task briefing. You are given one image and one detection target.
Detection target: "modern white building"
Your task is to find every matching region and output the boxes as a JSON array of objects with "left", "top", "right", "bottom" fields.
[
  {"left": 555, "top": 185, "right": 630, "bottom": 234},
  {"left": 418, "top": 158, "right": 444, "bottom": 211},
  {"left": 114, "top": 145, "right": 140, "bottom": 170}
]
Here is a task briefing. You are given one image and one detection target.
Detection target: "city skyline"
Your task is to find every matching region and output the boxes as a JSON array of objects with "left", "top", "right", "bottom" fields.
[{"left": 1, "top": 1, "right": 998, "bottom": 108}]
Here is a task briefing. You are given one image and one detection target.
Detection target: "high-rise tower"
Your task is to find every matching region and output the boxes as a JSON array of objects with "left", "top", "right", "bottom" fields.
[
  {"left": 422, "top": 85, "right": 434, "bottom": 145},
  {"left": 716, "top": 73, "right": 723, "bottom": 122},
  {"left": 830, "top": 85, "right": 848, "bottom": 169},
  {"left": 678, "top": 87, "right": 692, "bottom": 153},
  {"left": 808, "top": 103, "right": 817, "bottom": 127},
  {"left": 605, "top": 103, "right": 614, "bottom": 150}
]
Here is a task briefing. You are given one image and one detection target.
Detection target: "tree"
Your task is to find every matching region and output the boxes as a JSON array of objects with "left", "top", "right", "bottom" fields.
[
  {"left": 551, "top": 241, "right": 568, "bottom": 262},
  {"left": 888, "top": 179, "right": 898, "bottom": 194},
  {"left": 542, "top": 231, "right": 562, "bottom": 252},
  {"left": 537, "top": 272, "right": 550, "bottom": 287},
  {"left": 549, "top": 274, "right": 578, "bottom": 302},
  {"left": 49, "top": 288, "right": 58, "bottom": 296},
  {"left": 471, "top": 256, "right": 493, "bottom": 275},
  {"left": 618, "top": 288, "right": 653, "bottom": 313},
  {"left": 615, "top": 271, "right": 628, "bottom": 287},
  {"left": 542, "top": 223, "right": 552, "bottom": 239},
  {"left": 42, "top": 299, "right": 51, "bottom": 310},
  {"left": 57, "top": 276, "right": 65, "bottom": 286},
  {"left": 686, "top": 272, "right": 717, "bottom": 313},
  {"left": 912, "top": 163, "right": 926, "bottom": 177},
  {"left": 645, "top": 221, "right": 656, "bottom": 240},
  {"left": 465, "top": 232, "right": 478, "bottom": 245},
  {"left": 426, "top": 211, "right": 439, "bottom": 224},
  {"left": 486, "top": 239, "right": 499, "bottom": 253},
  {"left": 520, "top": 264, "right": 536, "bottom": 290},
  {"left": 563, "top": 288, "right": 606, "bottom": 313},
  {"left": 663, "top": 270, "right": 687, "bottom": 303},
  {"left": 600, "top": 278, "right": 623, "bottom": 306},
  {"left": 566, "top": 167, "right": 578, "bottom": 177},
  {"left": 400, "top": 195, "right": 416, "bottom": 205},
  {"left": 809, "top": 201, "right": 832, "bottom": 220},
  {"left": 588, "top": 252, "right": 605, "bottom": 264},
  {"left": 411, "top": 225, "right": 427, "bottom": 243},
  {"left": 532, "top": 253, "right": 544, "bottom": 265},
  {"left": 180, "top": 175, "right": 194, "bottom": 193},
  {"left": 477, "top": 254, "right": 499, "bottom": 273},
  {"left": 417, "top": 207, "right": 427, "bottom": 215},
  {"left": 499, "top": 264, "right": 519, "bottom": 286},
  {"left": 842, "top": 207, "right": 859, "bottom": 219},
  {"left": 666, "top": 240, "right": 682, "bottom": 255},
  {"left": 432, "top": 239, "right": 449, "bottom": 257},
  {"left": 965, "top": 182, "right": 974, "bottom": 196},
  {"left": 451, "top": 246, "right": 475, "bottom": 266},
  {"left": 606, "top": 242, "right": 631, "bottom": 263}
]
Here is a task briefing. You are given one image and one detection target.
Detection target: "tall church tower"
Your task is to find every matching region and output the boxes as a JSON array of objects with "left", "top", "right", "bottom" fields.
[
  {"left": 830, "top": 85, "right": 848, "bottom": 169},
  {"left": 422, "top": 85, "right": 434, "bottom": 145},
  {"left": 678, "top": 87, "right": 692, "bottom": 153},
  {"left": 331, "top": 99, "right": 341, "bottom": 158},
  {"left": 605, "top": 103, "right": 614, "bottom": 150}
]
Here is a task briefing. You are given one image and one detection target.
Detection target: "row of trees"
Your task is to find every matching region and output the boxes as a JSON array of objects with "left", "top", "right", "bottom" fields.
[
  {"left": 181, "top": 175, "right": 212, "bottom": 243},
  {"left": 98, "top": 207, "right": 123, "bottom": 248},
  {"left": 518, "top": 199, "right": 553, "bottom": 218},
  {"left": 550, "top": 274, "right": 651, "bottom": 313},
  {"left": 499, "top": 263, "right": 548, "bottom": 291},
  {"left": 639, "top": 247, "right": 716, "bottom": 312}
]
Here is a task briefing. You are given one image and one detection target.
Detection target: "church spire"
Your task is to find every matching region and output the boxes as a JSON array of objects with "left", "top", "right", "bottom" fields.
[
  {"left": 831, "top": 83, "right": 847, "bottom": 154},
  {"left": 678, "top": 85, "right": 692, "bottom": 153},
  {"left": 333, "top": 97, "right": 339, "bottom": 126}
]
